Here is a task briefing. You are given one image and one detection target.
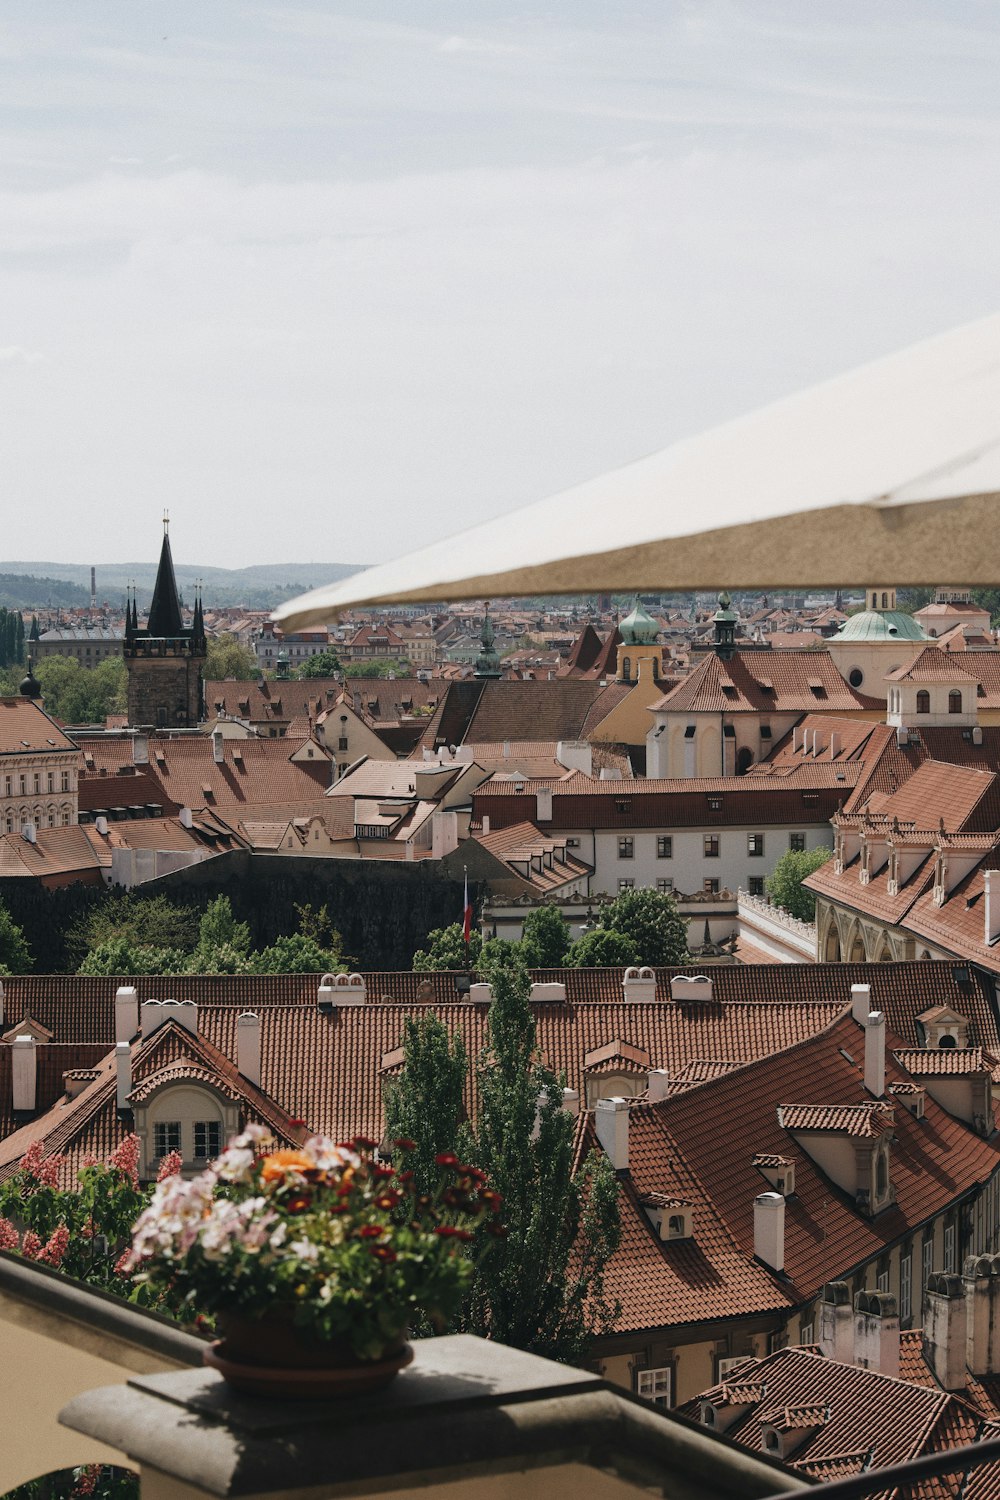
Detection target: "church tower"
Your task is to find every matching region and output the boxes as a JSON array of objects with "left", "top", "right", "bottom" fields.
[
  {"left": 616, "top": 598, "right": 662, "bottom": 684},
  {"left": 125, "top": 519, "right": 207, "bottom": 727},
  {"left": 473, "top": 606, "right": 502, "bottom": 679}
]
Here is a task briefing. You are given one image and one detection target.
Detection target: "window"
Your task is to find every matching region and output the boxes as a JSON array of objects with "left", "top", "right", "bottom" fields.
[
  {"left": 923, "top": 1236, "right": 934, "bottom": 1290},
  {"left": 61, "top": 771, "right": 69, "bottom": 792},
  {"left": 18, "top": 776, "right": 25, "bottom": 795},
  {"left": 656, "top": 877, "right": 674, "bottom": 894},
  {"left": 618, "top": 836, "right": 634, "bottom": 859},
  {"left": 944, "top": 1222, "right": 957, "bottom": 1273},
  {"left": 33, "top": 774, "right": 39, "bottom": 794},
  {"left": 194, "top": 1121, "right": 222, "bottom": 1159},
  {"left": 618, "top": 878, "right": 635, "bottom": 892},
  {"left": 46, "top": 772, "right": 53, "bottom": 793},
  {"left": 901, "top": 1252, "right": 912, "bottom": 1321},
  {"left": 916, "top": 690, "right": 930, "bottom": 714},
  {"left": 636, "top": 1367, "right": 671, "bottom": 1408},
  {"left": 656, "top": 836, "right": 673, "bottom": 859},
  {"left": 876, "top": 1150, "right": 889, "bottom": 1201},
  {"left": 748, "top": 876, "right": 765, "bottom": 897},
  {"left": 849, "top": 667, "right": 864, "bottom": 688},
  {"left": 338, "top": 737, "right": 349, "bottom": 752},
  {"left": 877, "top": 1268, "right": 890, "bottom": 1293},
  {"left": 621, "top": 656, "right": 631, "bottom": 681},
  {"left": 153, "top": 1122, "right": 182, "bottom": 1158},
  {"left": 748, "top": 833, "right": 764, "bottom": 857},
  {"left": 790, "top": 832, "right": 806, "bottom": 852},
  {"left": 949, "top": 690, "right": 963, "bottom": 715},
  {"left": 707, "top": 795, "right": 722, "bottom": 811},
  {"left": 799, "top": 1322, "right": 814, "bottom": 1346},
  {"left": 615, "top": 798, "right": 631, "bottom": 814},
  {"left": 704, "top": 878, "right": 720, "bottom": 895},
  {"left": 704, "top": 835, "right": 720, "bottom": 858}
]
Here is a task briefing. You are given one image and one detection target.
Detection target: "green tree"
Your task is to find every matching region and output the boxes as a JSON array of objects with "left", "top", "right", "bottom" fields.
[
  {"left": 519, "top": 905, "right": 570, "bottom": 968},
  {"left": 594, "top": 887, "right": 689, "bottom": 965},
  {"left": 765, "top": 846, "right": 832, "bottom": 921},
  {"left": 383, "top": 1013, "right": 468, "bottom": 1198},
  {"left": 78, "top": 938, "right": 189, "bottom": 976},
  {"left": 564, "top": 928, "right": 639, "bottom": 968},
  {"left": 412, "top": 922, "right": 481, "bottom": 971},
  {"left": 188, "top": 895, "right": 252, "bottom": 973},
  {"left": 296, "top": 648, "right": 343, "bottom": 678},
  {"left": 204, "top": 634, "right": 259, "bottom": 681},
  {"left": 68, "top": 893, "right": 199, "bottom": 969},
  {"left": 464, "top": 950, "right": 620, "bottom": 1361},
  {"left": 343, "top": 658, "right": 412, "bottom": 679},
  {"left": 244, "top": 930, "right": 349, "bottom": 974},
  {"left": 35, "top": 655, "right": 126, "bottom": 723},
  {"left": 0, "top": 901, "right": 33, "bottom": 974}
]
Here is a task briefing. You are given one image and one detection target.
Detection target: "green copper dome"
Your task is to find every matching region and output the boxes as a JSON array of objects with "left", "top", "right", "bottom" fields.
[
  {"left": 620, "top": 598, "right": 659, "bottom": 645},
  {"left": 834, "top": 610, "right": 928, "bottom": 643}
]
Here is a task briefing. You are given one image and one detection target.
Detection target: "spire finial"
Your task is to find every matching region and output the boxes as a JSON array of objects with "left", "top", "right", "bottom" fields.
[{"left": 163, "top": 508, "right": 170, "bottom": 535}]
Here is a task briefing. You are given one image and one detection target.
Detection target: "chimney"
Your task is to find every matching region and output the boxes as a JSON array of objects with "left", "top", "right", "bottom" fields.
[
  {"left": 535, "top": 787, "right": 553, "bottom": 822},
  {"left": 431, "top": 810, "right": 459, "bottom": 860},
  {"left": 623, "top": 966, "right": 658, "bottom": 1002},
  {"left": 851, "top": 983, "right": 872, "bottom": 1024},
  {"left": 94, "top": 815, "right": 109, "bottom": 836},
  {"left": 792, "top": 726, "right": 800, "bottom": 753},
  {"left": 179, "top": 807, "right": 194, "bottom": 829},
  {"left": 829, "top": 732, "right": 840, "bottom": 759},
  {"left": 973, "top": 726, "right": 984, "bottom": 746},
  {"left": 132, "top": 734, "right": 149, "bottom": 766},
  {"left": 114, "top": 985, "right": 139, "bottom": 1043},
  {"left": 670, "top": 974, "right": 713, "bottom": 1003},
  {"left": 817, "top": 1282, "right": 854, "bottom": 1364},
  {"left": 594, "top": 1097, "right": 630, "bottom": 1170},
  {"left": 482, "top": 814, "right": 490, "bottom": 835},
  {"left": 864, "top": 1011, "right": 886, "bottom": 1098},
  {"left": 318, "top": 974, "right": 336, "bottom": 1012},
  {"left": 12, "top": 1035, "right": 36, "bottom": 1112},
  {"left": 986, "top": 871, "right": 1000, "bottom": 946},
  {"left": 140, "top": 998, "right": 198, "bottom": 1037},
  {"left": 753, "top": 1192, "right": 784, "bottom": 1272},
  {"left": 116, "top": 1041, "right": 132, "bottom": 1111},
  {"left": 854, "top": 1290, "right": 899, "bottom": 1379},
  {"left": 237, "top": 1011, "right": 261, "bottom": 1086},
  {"left": 21, "top": 822, "right": 36, "bottom": 844},
  {"left": 924, "top": 1273, "right": 968, "bottom": 1390},
  {"left": 648, "top": 1069, "right": 671, "bottom": 1103},
  {"left": 212, "top": 729, "right": 225, "bottom": 764},
  {"left": 965, "top": 1254, "right": 1000, "bottom": 1377}
]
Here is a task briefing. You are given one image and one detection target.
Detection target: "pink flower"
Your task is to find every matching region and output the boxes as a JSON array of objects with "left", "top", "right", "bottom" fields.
[
  {"left": 81, "top": 1153, "right": 99, "bottom": 1170},
  {"left": 108, "top": 1133, "right": 141, "bottom": 1187},
  {"left": 20, "top": 1138, "right": 66, "bottom": 1187},
  {"left": 38, "top": 1224, "right": 70, "bottom": 1268},
  {"left": 73, "top": 1465, "right": 101, "bottom": 1496},
  {"left": 20, "top": 1140, "right": 44, "bottom": 1178},
  {"left": 20, "top": 1230, "right": 42, "bottom": 1260},
  {"left": 114, "top": 1250, "right": 133, "bottom": 1278},
  {"left": 157, "top": 1150, "right": 184, "bottom": 1183},
  {"left": 0, "top": 1217, "right": 20, "bottom": 1251}
]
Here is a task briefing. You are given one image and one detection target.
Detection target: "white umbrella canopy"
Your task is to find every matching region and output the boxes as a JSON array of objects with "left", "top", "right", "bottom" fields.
[{"left": 275, "top": 312, "right": 1000, "bottom": 629}]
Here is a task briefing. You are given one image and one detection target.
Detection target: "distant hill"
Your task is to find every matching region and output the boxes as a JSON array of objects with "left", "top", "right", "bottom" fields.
[
  {"left": 0, "top": 561, "right": 365, "bottom": 611},
  {"left": 0, "top": 572, "right": 90, "bottom": 609}
]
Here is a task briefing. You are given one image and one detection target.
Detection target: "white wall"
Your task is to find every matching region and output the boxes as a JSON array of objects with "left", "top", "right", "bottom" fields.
[{"left": 577, "top": 824, "right": 833, "bottom": 898}]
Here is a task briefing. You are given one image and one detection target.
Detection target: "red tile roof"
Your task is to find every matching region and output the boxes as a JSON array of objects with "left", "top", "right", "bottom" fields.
[
  {"left": 0, "top": 697, "right": 78, "bottom": 756},
  {"left": 652, "top": 650, "right": 875, "bottom": 715}
]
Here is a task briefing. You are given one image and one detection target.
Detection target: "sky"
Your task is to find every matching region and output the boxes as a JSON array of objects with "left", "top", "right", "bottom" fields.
[{"left": 2, "top": 2, "right": 1000, "bottom": 571}]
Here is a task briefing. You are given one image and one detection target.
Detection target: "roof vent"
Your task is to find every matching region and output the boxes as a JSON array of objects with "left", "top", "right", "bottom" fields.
[{"left": 670, "top": 974, "right": 713, "bottom": 1003}]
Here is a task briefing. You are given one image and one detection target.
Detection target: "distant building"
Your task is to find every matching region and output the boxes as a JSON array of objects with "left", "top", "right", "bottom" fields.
[
  {"left": 255, "top": 621, "right": 336, "bottom": 671},
  {"left": 124, "top": 523, "right": 206, "bottom": 728},
  {"left": 34, "top": 624, "right": 124, "bottom": 666},
  {"left": 0, "top": 693, "right": 80, "bottom": 834}
]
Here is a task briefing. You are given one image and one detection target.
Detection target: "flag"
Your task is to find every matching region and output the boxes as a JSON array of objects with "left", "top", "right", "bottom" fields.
[{"left": 463, "top": 872, "right": 472, "bottom": 944}]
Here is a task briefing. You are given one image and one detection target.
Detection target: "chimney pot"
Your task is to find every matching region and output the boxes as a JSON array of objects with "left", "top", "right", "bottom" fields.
[
  {"left": 854, "top": 1289, "right": 900, "bottom": 1378},
  {"left": 818, "top": 1281, "right": 854, "bottom": 1363},
  {"left": 753, "top": 1191, "right": 785, "bottom": 1272},
  {"left": 925, "top": 1273, "right": 968, "bottom": 1390}
]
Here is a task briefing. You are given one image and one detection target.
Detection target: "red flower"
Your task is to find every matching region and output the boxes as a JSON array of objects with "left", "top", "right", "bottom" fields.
[
  {"left": 286, "top": 1194, "right": 312, "bottom": 1215},
  {"left": 399, "top": 1170, "right": 414, "bottom": 1184},
  {"left": 435, "top": 1153, "right": 459, "bottom": 1167},
  {"left": 486, "top": 1222, "right": 509, "bottom": 1238},
  {"left": 375, "top": 1192, "right": 401, "bottom": 1210},
  {"left": 370, "top": 1245, "right": 397, "bottom": 1262},
  {"left": 351, "top": 1136, "right": 379, "bottom": 1152},
  {"left": 358, "top": 1224, "right": 384, "bottom": 1238},
  {"left": 392, "top": 1137, "right": 417, "bottom": 1151},
  {"left": 481, "top": 1190, "right": 503, "bottom": 1210},
  {"left": 289, "top": 1117, "right": 307, "bottom": 1128},
  {"left": 434, "top": 1225, "right": 473, "bottom": 1242},
  {"left": 373, "top": 1165, "right": 396, "bottom": 1180}
]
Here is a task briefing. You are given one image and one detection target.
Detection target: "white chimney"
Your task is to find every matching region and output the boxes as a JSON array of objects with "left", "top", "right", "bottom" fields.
[
  {"left": 924, "top": 1274, "right": 968, "bottom": 1390},
  {"left": 986, "top": 871, "right": 1000, "bottom": 946},
  {"left": 670, "top": 974, "right": 713, "bottom": 1003},
  {"left": 535, "top": 787, "right": 553, "bottom": 822},
  {"left": 116, "top": 1041, "right": 132, "bottom": 1110},
  {"left": 132, "top": 734, "right": 149, "bottom": 766},
  {"left": 829, "top": 732, "right": 840, "bottom": 759},
  {"left": 114, "top": 985, "right": 139, "bottom": 1043},
  {"left": 595, "top": 1097, "right": 630, "bottom": 1170},
  {"left": 318, "top": 974, "right": 336, "bottom": 1011},
  {"left": 792, "top": 725, "right": 800, "bottom": 752},
  {"left": 12, "top": 1035, "right": 36, "bottom": 1112},
  {"left": 973, "top": 726, "right": 984, "bottom": 746},
  {"left": 237, "top": 1011, "right": 261, "bottom": 1086},
  {"left": 21, "top": 822, "right": 37, "bottom": 844},
  {"left": 94, "top": 816, "right": 109, "bottom": 837},
  {"left": 965, "top": 1256, "right": 1000, "bottom": 1377},
  {"left": 482, "top": 814, "right": 490, "bottom": 835},
  {"left": 623, "top": 966, "right": 657, "bottom": 1002},
  {"left": 140, "top": 998, "right": 198, "bottom": 1037},
  {"left": 212, "top": 729, "right": 225, "bottom": 764},
  {"left": 753, "top": 1192, "right": 784, "bottom": 1272},
  {"left": 179, "top": 807, "right": 194, "bottom": 829},
  {"left": 431, "top": 810, "right": 459, "bottom": 860},
  {"left": 469, "top": 983, "right": 494, "bottom": 1003},
  {"left": 851, "top": 983, "right": 872, "bottom": 1024},
  {"left": 647, "top": 1069, "right": 671, "bottom": 1104},
  {"left": 561, "top": 1087, "right": 580, "bottom": 1116},
  {"left": 864, "top": 1011, "right": 886, "bottom": 1098},
  {"left": 817, "top": 1282, "right": 854, "bottom": 1364},
  {"left": 854, "top": 1290, "right": 899, "bottom": 1379}
]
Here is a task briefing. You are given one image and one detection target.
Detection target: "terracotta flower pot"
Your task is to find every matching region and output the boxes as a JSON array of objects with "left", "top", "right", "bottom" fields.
[{"left": 204, "top": 1311, "right": 413, "bottom": 1398}]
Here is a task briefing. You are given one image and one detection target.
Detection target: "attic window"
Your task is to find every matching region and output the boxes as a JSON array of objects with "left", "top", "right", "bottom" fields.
[
  {"left": 684, "top": 725, "right": 696, "bottom": 739},
  {"left": 707, "top": 796, "right": 722, "bottom": 811},
  {"left": 758, "top": 679, "right": 775, "bottom": 693},
  {"left": 802, "top": 792, "right": 819, "bottom": 806},
  {"left": 808, "top": 681, "right": 827, "bottom": 699},
  {"left": 721, "top": 684, "right": 738, "bottom": 700},
  {"left": 615, "top": 799, "right": 631, "bottom": 814}
]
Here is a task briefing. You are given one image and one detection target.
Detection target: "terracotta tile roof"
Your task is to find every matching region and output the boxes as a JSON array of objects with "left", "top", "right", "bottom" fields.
[
  {"left": 0, "top": 1041, "right": 110, "bottom": 1137},
  {"left": 472, "top": 820, "right": 592, "bottom": 894},
  {"left": 889, "top": 857, "right": 1000, "bottom": 977},
  {"left": 475, "top": 775, "right": 851, "bottom": 830},
  {"left": 0, "top": 826, "right": 105, "bottom": 884},
  {"left": 646, "top": 1011, "right": 1000, "bottom": 1305},
  {"left": 0, "top": 697, "right": 78, "bottom": 755},
  {"left": 886, "top": 646, "right": 976, "bottom": 683},
  {"left": 79, "top": 735, "right": 331, "bottom": 810},
  {"left": 205, "top": 679, "right": 342, "bottom": 725},
  {"left": 894, "top": 1047, "right": 996, "bottom": 1077},
  {"left": 678, "top": 1345, "right": 988, "bottom": 1479},
  {"left": 462, "top": 679, "right": 626, "bottom": 743},
  {"left": 864, "top": 760, "right": 997, "bottom": 831},
  {"left": 652, "top": 650, "right": 873, "bottom": 716},
  {"left": 78, "top": 766, "right": 180, "bottom": 815}
]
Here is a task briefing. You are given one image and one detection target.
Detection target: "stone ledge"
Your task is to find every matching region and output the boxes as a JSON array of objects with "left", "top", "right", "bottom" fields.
[{"left": 61, "top": 1333, "right": 805, "bottom": 1499}]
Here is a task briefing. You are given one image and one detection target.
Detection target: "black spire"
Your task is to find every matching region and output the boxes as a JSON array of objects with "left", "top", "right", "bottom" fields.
[
  {"left": 192, "top": 582, "right": 205, "bottom": 646},
  {"left": 146, "top": 521, "right": 184, "bottom": 638}
]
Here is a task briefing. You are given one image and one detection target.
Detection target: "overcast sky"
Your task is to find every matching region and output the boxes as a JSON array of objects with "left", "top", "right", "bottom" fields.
[{"left": 2, "top": 2, "right": 999, "bottom": 571}]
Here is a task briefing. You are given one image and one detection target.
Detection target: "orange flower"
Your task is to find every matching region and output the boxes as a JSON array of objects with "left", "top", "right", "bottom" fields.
[{"left": 260, "top": 1150, "right": 313, "bottom": 1183}]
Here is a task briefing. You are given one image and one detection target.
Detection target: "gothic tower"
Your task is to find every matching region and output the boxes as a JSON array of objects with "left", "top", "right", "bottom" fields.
[{"left": 125, "top": 519, "right": 207, "bottom": 727}]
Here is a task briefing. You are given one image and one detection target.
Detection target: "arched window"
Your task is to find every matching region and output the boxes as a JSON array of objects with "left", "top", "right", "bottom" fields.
[
  {"left": 949, "top": 690, "right": 962, "bottom": 714},
  {"left": 871, "top": 593, "right": 878, "bottom": 610},
  {"left": 916, "top": 690, "right": 930, "bottom": 714},
  {"left": 881, "top": 592, "right": 888, "bottom": 609},
  {"left": 876, "top": 1151, "right": 889, "bottom": 1199},
  {"left": 939, "top": 1033, "right": 957, "bottom": 1049},
  {"left": 621, "top": 656, "right": 631, "bottom": 682},
  {"left": 652, "top": 657, "right": 659, "bottom": 680}
]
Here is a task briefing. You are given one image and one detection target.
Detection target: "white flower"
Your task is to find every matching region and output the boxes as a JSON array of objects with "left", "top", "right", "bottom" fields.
[
  {"left": 306, "top": 1134, "right": 360, "bottom": 1173},
  {"left": 289, "top": 1237, "right": 319, "bottom": 1263},
  {"left": 215, "top": 1146, "right": 254, "bottom": 1184}
]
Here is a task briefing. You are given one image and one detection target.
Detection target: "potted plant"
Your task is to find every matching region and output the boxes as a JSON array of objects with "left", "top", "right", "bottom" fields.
[{"left": 125, "top": 1124, "right": 504, "bottom": 1397}]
